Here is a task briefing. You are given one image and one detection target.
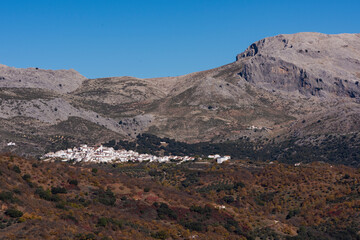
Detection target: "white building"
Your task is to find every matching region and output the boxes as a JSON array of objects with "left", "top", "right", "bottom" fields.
[
  {"left": 42, "top": 145, "right": 196, "bottom": 164},
  {"left": 217, "top": 156, "right": 231, "bottom": 164},
  {"left": 208, "top": 154, "right": 231, "bottom": 164},
  {"left": 208, "top": 154, "right": 221, "bottom": 159}
]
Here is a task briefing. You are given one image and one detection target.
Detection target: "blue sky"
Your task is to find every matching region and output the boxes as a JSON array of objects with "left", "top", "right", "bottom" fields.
[{"left": 1, "top": 0, "right": 359, "bottom": 79}]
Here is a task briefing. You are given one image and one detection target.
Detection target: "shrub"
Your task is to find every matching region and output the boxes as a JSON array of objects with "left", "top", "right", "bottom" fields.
[
  {"left": 156, "top": 203, "right": 177, "bottom": 220},
  {"left": 35, "top": 187, "right": 60, "bottom": 202},
  {"left": 13, "top": 189, "right": 21, "bottom": 195},
  {"left": 224, "top": 218, "right": 242, "bottom": 234},
  {"left": 149, "top": 169, "right": 161, "bottom": 177},
  {"left": 190, "top": 205, "right": 212, "bottom": 215},
  {"left": 0, "top": 191, "right": 15, "bottom": 202},
  {"left": 151, "top": 230, "right": 169, "bottom": 239},
  {"left": 22, "top": 174, "right": 31, "bottom": 181},
  {"left": 51, "top": 187, "right": 67, "bottom": 194},
  {"left": 223, "top": 196, "right": 235, "bottom": 204},
  {"left": 91, "top": 168, "right": 98, "bottom": 174},
  {"left": 55, "top": 202, "right": 67, "bottom": 210},
  {"left": 144, "top": 187, "right": 150, "bottom": 192},
  {"left": 121, "top": 196, "right": 127, "bottom": 201},
  {"left": 104, "top": 139, "right": 116, "bottom": 147},
  {"left": 98, "top": 189, "right": 116, "bottom": 206},
  {"left": 97, "top": 217, "right": 108, "bottom": 227},
  {"left": 12, "top": 165, "right": 21, "bottom": 174},
  {"left": 5, "top": 208, "right": 23, "bottom": 218},
  {"left": 62, "top": 214, "right": 78, "bottom": 223},
  {"left": 75, "top": 233, "right": 96, "bottom": 240},
  {"left": 68, "top": 179, "right": 78, "bottom": 186},
  {"left": 286, "top": 209, "right": 300, "bottom": 219},
  {"left": 183, "top": 221, "right": 203, "bottom": 232},
  {"left": 27, "top": 181, "right": 34, "bottom": 188},
  {"left": 233, "top": 181, "right": 245, "bottom": 189}
]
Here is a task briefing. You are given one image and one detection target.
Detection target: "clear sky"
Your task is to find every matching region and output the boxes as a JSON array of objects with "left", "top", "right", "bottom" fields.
[{"left": 1, "top": 0, "right": 359, "bottom": 79}]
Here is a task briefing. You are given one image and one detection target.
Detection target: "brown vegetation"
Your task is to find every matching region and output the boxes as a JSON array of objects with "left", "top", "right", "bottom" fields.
[{"left": 0, "top": 154, "right": 359, "bottom": 239}]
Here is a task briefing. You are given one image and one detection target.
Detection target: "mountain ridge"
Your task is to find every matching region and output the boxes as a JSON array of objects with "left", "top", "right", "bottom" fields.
[{"left": 0, "top": 32, "right": 359, "bottom": 165}]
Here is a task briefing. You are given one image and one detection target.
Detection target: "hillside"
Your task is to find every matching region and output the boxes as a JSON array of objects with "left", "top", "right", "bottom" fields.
[
  {"left": 0, "top": 154, "right": 359, "bottom": 239},
  {"left": 0, "top": 32, "right": 359, "bottom": 166}
]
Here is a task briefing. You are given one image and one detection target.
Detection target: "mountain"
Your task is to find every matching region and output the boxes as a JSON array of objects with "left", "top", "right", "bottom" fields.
[{"left": 0, "top": 32, "right": 359, "bottom": 165}]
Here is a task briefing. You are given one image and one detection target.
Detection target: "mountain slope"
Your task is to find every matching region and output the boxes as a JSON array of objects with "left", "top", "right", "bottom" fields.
[
  {"left": 1, "top": 154, "right": 359, "bottom": 239},
  {"left": 0, "top": 32, "right": 359, "bottom": 164}
]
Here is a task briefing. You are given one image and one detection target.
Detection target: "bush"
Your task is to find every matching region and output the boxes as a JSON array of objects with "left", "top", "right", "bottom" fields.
[
  {"left": 144, "top": 187, "right": 150, "bottom": 192},
  {"left": 151, "top": 230, "right": 169, "bottom": 239},
  {"left": 68, "top": 179, "right": 78, "bottom": 186},
  {"left": 149, "top": 169, "right": 162, "bottom": 177},
  {"left": 233, "top": 181, "right": 245, "bottom": 189},
  {"left": 55, "top": 202, "right": 67, "bottom": 210},
  {"left": 22, "top": 174, "right": 31, "bottom": 181},
  {"left": 12, "top": 165, "right": 21, "bottom": 174},
  {"left": 223, "top": 196, "right": 235, "bottom": 204},
  {"left": 121, "top": 196, "right": 127, "bottom": 201},
  {"left": 183, "top": 221, "right": 203, "bottom": 232},
  {"left": 190, "top": 205, "right": 212, "bottom": 215},
  {"left": 0, "top": 191, "right": 16, "bottom": 202},
  {"left": 62, "top": 214, "right": 78, "bottom": 223},
  {"left": 156, "top": 203, "right": 177, "bottom": 220},
  {"left": 13, "top": 189, "right": 21, "bottom": 195},
  {"left": 35, "top": 187, "right": 60, "bottom": 202},
  {"left": 286, "top": 209, "right": 300, "bottom": 219},
  {"left": 224, "top": 218, "right": 242, "bottom": 234},
  {"left": 97, "top": 217, "right": 108, "bottom": 227},
  {"left": 75, "top": 233, "right": 96, "bottom": 240},
  {"left": 98, "top": 189, "right": 116, "bottom": 206},
  {"left": 51, "top": 187, "right": 67, "bottom": 194},
  {"left": 5, "top": 208, "right": 23, "bottom": 218},
  {"left": 27, "top": 181, "right": 34, "bottom": 188}
]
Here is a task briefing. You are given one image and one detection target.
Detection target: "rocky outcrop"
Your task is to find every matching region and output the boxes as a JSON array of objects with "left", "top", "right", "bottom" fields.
[
  {"left": 0, "top": 64, "right": 86, "bottom": 93},
  {"left": 236, "top": 32, "right": 360, "bottom": 99}
]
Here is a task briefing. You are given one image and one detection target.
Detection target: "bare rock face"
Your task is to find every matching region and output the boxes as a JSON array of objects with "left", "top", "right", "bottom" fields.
[
  {"left": 0, "top": 64, "right": 87, "bottom": 93},
  {"left": 236, "top": 32, "right": 360, "bottom": 99}
]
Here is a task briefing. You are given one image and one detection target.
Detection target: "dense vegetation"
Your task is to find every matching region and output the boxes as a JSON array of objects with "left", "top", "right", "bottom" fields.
[
  {"left": 0, "top": 154, "right": 359, "bottom": 239},
  {"left": 104, "top": 133, "right": 360, "bottom": 166}
]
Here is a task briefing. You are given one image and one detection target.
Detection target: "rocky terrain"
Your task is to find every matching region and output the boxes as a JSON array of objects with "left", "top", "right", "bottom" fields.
[{"left": 0, "top": 32, "right": 359, "bottom": 165}]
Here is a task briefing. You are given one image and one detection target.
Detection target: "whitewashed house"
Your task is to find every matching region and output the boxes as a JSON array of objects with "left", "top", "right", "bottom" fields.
[{"left": 217, "top": 156, "right": 231, "bottom": 164}]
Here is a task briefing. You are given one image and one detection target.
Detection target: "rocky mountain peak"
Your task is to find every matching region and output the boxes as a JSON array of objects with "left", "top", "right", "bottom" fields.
[{"left": 236, "top": 32, "right": 360, "bottom": 99}]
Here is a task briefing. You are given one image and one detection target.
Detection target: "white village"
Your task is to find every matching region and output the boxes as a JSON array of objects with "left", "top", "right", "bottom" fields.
[{"left": 41, "top": 144, "right": 231, "bottom": 164}]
